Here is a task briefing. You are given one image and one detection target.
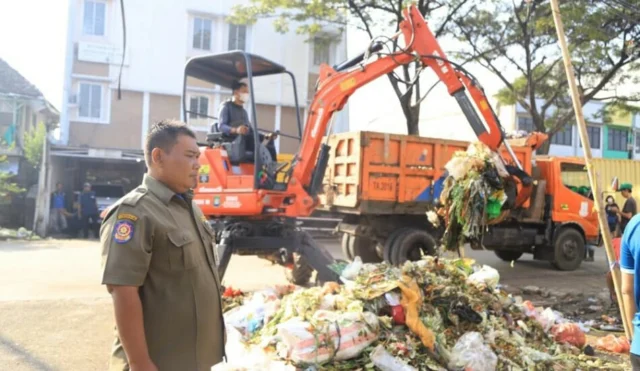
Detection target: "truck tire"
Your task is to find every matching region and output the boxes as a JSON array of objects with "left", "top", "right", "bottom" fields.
[
  {"left": 350, "top": 235, "right": 383, "bottom": 263},
  {"left": 284, "top": 253, "right": 313, "bottom": 285},
  {"left": 392, "top": 229, "right": 437, "bottom": 265},
  {"left": 494, "top": 250, "right": 523, "bottom": 262},
  {"left": 551, "top": 228, "right": 585, "bottom": 271},
  {"left": 383, "top": 227, "right": 412, "bottom": 263},
  {"left": 341, "top": 233, "right": 353, "bottom": 261}
]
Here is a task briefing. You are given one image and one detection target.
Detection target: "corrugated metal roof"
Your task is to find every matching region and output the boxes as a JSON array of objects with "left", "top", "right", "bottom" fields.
[{"left": 0, "top": 58, "right": 43, "bottom": 98}]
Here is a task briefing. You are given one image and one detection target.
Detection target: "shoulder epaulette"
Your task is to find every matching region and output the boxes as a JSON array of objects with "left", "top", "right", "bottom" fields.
[{"left": 122, "top": 187, "right": 148, "bottom": 206}]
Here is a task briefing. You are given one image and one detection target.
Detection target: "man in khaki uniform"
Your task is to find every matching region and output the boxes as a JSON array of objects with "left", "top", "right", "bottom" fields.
[{"left": 101, "top": 120, "right": 225, "bottom": 371}]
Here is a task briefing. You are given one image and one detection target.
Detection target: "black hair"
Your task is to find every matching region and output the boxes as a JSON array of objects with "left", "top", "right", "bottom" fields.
[
  {"left": 606, "top": 195, "right": 615, "bottom": 203},
  {"left": 231, "top": 80, "right": 247, "bottom": 92},
  {"left": 145, "top": 119, "right": 196, "bottom": 164}
]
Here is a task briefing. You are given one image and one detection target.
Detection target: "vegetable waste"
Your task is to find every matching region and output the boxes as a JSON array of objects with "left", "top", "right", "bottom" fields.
[
  {"left": 215, "top": 257, "right": 629, "bottom": 370},
  {"left": 439, "top": 142, "right": 511, "bottom": 250}
]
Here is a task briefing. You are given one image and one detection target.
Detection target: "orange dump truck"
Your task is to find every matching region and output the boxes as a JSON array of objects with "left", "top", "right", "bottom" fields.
[{"left": 317, "top": 131, "right": 600, "bottom": 271}]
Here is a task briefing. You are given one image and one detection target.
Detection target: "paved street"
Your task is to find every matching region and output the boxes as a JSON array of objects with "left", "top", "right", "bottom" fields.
[{"left": 0, "top": 238, "right": 613, "bottom": 370}]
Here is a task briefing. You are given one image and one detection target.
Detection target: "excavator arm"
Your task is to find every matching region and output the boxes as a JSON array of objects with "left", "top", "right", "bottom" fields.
[{"left": 292, "top": 5, "right": 511, "bottom": 195}]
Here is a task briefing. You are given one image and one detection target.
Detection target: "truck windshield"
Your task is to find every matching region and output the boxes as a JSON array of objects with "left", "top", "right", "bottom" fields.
[{"left": 561, "top": 163, "right": 593, "bottom": 200}]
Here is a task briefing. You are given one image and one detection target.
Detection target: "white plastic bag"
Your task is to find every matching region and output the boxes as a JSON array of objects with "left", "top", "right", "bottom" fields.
[
  {"left": 276, "top": 310, "right": 379, "bottom": 364},
  {"left": 224, "top": 290, "right": 281, "bottom": 336},
  {"left": 538, "top": 307, "right": 564, "bottom": 332},
  {"left": 467, "top": 265, "right": 500, "bottom": 289},
  {"left": 445, "top": 156, "right": 471, "bottom": 180},
  {"left": 211, "top": 327, "right": 296, "bottom": 371},
  {"left": 370, "top": 344, "right": 417, "bottom": 371},
  {"left": 448, "top": 332, "right": 498, "bottom": 371},
  {"left": 340, "top": 256, "right": 363, "bottom": 281}
]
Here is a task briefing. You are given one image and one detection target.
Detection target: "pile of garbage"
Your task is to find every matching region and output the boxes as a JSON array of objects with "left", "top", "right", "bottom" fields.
[
  {"left": 214, "top": 257, "right": 629, "bottom": 370},
  {"left": 438, "top": 142, "right": 512, "bottom": 250},
  {"left": 0, "top": 227, "right": 38, "bottom": 240}
]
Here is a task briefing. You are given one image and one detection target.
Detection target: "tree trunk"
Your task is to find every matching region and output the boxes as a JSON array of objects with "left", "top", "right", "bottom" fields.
[
  {"left": 406, "top": 104, "right": 420, "bottom": 135},
  {"left": 537, "top": 139, "right": 551, "bottom": 155}
]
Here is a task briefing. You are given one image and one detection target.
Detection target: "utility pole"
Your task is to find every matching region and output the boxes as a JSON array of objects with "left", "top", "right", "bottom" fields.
[{"left": 549, "top": 0, "right": 631, "bottom": 338}]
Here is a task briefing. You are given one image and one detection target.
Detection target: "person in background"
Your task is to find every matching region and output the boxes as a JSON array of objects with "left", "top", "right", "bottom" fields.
[
  {"left": 79, "top": 182, "right": 98, "bottom": 239},
  {"left": 50, "top": 182, "right": 69, "bottom": 234},
  {"left": 217, "top": 80, "right": 277, "bottom": 161},
  {"left": 606, "top": 195, "right": 621, "bottom": 237},
  {"left": 618, "top": 183, "right": 637, "bottom": 235},
  {"left": 619, "top": 213, "right": 640, "bottom": 369}
]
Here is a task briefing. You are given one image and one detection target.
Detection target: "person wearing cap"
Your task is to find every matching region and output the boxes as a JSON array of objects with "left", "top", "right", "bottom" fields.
[
  {"left": 79, "top": 182, "right": 99, "bottom": 238},
  {"left": 618, "top": 183, "right": 637, "bottom": 235}
]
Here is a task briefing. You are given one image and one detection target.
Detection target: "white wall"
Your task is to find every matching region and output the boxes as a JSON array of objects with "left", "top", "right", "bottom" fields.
[{"left": 62, "top": 0, "right": 348, "bottom": 144}]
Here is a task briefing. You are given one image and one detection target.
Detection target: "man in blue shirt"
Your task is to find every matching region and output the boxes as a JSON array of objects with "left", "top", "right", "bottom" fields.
[
  {"left": 50, "top": 182, "right": 69, "bottom": 233},
  {"left": 619, "top": 213, "right": 640, "bottom": 368},
  {"left": 79, "top": 182, "right": 98, "bottom": 239}
]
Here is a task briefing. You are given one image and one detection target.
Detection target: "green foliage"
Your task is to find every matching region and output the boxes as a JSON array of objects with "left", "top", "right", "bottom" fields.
[
  {"left": 229, "top": 0, "right": 472, "bottom": 134},
  {"left": 452, "top": 0, "right": 640, "bottom": 150},
  {"left": 0, "top": 155, "right": 24, "bottom": 198},
  {"left": 23, "top": 122, "right": 47, "bottom": 168}
]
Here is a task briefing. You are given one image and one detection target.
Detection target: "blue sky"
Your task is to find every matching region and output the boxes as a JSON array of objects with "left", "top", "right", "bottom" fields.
[{"left": 0, "top": 1, "right": 68, "bottom": 110}]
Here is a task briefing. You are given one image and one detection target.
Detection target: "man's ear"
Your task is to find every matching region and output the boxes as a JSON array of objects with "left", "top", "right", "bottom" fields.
[{"left": 151, "top": 147, "right": 164, "bottom": 166}]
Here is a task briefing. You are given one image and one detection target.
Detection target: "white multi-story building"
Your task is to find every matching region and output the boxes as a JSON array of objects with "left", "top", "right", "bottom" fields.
[{"left": 55, "top": 0, "right": 348, "bottom": 192}]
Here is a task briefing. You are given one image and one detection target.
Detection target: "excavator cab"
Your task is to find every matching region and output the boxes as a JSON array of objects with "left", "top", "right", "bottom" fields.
[{"left": 182, "top": 51, "right": 303, "bottom": 191}]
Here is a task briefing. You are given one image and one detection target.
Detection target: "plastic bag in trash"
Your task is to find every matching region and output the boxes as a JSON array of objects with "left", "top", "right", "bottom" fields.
[
  {"left": 211, "top": 327, "right": 296, "bottom": 371},
  {"left": 276, "top": 310, "right": 379, "bottom": 364},
  {"left": 595, "top": 334, "right": 630, "bottom": 353},
  {"left": 550, "top": 323, "right": 586, "bottom": 348},
  {"left": 444, "top": 156, "right": 473, "bottom": 180},
  {"left": 370, "top": 344, "right": 418, "bottom": 371},
  {"left": 448, "top": 332, "right": 498, "bottom": 371},
  {"left": 467, "top": 265, "right": 500, "bottom": 290},
  {"left": 340, "top": 256, "right": 363, "bottom": 281},
  {"left": 225, "top": 290, "right": 281, "bottom": 336}
]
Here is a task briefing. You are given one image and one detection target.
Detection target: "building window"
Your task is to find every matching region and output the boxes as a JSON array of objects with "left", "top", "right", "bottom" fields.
[
  {"left": 517, "top": 117, "right": 535, "bottom": 132},
  {"left": 193, "top": 17, "right": 213, "bottom": 50},
  {"left": 551, "top": 125, "right": 572, "bottom": 146},
  {"left": 78, "top": 83, "right": 102, "bottom": 119},
  {"left": 578, "top": 125, "right": 601, "bottom": 149},
  {"left": 635, "top": 132, "right": 640, "bottom": 154},
  {"left": 228, "top": 24, "right": 247, "bottom": 50},
  {"left": 313, "top": 38, "right": 331, "bottom": 66},
  {"left": 608, "top": 127, "right": 629, "bottom": 151},
  {"left": 83, "top": 0, "right": 106, "bottom": 36},
  {"left": 189, "top": 96, "right": 209, "bottom": 119}
]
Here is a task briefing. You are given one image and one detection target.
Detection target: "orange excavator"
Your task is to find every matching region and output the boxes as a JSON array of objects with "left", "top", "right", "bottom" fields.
[{"left": 184, "top": 5, "right": 528, "bottom": 284}]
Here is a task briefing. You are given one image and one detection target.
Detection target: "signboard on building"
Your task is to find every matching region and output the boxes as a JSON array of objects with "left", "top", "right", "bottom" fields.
[{"left": 78, "top": 42, "right": 130, "bottom": 66}]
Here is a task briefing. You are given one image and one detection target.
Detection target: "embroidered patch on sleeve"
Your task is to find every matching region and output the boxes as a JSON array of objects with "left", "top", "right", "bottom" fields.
[
  {"left": 113, "top": 220, "right": 135, "bottom": 244},
  {"left": 117, "top": 213, "right": 139, "bottom": 221}
]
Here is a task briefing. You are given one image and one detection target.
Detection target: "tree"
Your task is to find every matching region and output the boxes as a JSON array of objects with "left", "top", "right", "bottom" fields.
[
  {"left": 23, "top": 122, "right": 47, "bottom": 168},
  {"left": 452, "top": 0, "right": 640, "bottom": 153},
  {"left": 0, "top": 155, "right": 23, "bottom": 198},
  {"left": 228, "top": 0, "right": 471, "bottom": 135}
]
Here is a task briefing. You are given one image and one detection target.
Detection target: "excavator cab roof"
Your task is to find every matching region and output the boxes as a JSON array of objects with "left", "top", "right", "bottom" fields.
[{"left": 184, "top": 51, "right": 287, "bottom": 88}]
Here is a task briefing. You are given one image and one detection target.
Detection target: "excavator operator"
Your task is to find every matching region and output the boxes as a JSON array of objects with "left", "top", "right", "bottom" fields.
[{"left": 216, "top": 80, "right": 277, "bottom": 161}]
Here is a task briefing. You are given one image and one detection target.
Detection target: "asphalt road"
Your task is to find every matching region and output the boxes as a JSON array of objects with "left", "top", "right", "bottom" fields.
[{"left": 0, "top": 237, "right": 613, "bottom": 370}]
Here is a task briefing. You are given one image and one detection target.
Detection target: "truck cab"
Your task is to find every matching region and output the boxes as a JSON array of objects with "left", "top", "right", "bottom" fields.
[{"left": 481, "top": 156, "right": 600, "bottom": 270}]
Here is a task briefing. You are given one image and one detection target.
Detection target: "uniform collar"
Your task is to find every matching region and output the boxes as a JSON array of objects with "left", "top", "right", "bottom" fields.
[{"left": 143, "top": 174, "right": 180, "bottom": 205}]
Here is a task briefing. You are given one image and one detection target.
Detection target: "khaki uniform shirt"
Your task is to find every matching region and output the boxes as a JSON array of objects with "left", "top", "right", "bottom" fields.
[{"left": 100, "top": 175, "right": 225, "bottom": 371}]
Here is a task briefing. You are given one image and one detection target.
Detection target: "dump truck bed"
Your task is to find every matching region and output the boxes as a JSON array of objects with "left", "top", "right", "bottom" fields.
[{"left": 317, "top": 131, "right": 534, "bottom": 215}]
